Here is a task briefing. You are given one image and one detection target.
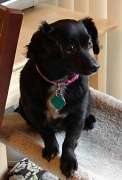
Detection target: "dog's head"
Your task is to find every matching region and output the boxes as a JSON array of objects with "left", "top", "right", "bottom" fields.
[{"left": 27, "top": 17, "right": 100, "bottom": 81}]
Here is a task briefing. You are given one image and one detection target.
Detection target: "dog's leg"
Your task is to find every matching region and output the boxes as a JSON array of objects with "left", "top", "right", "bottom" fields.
[
  {"left": 83, "top": 114, "right": 96, "bottom": 130},
  {"left": 83, "top": 92, "right": 96, "bottom": 130},
  {"left": 41, "top": 127, "right": 59, "bottom": 162},
  {"left": 16, "top": 104, "right": 59, "bottom": 162},
  {"left": 60, "top": 112, "right": 84, "bottom": 178}
]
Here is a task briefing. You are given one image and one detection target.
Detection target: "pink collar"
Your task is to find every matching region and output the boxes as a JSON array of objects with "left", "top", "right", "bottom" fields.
[{"left": 36, "top": 65, "right": 79, "bottom": 87}]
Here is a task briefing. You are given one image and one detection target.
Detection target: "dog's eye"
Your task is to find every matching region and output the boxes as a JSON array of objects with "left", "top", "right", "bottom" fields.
[
  {"left": 65, "top": 44, "right": 76, "bottom": 54},
  {"left": 88, "top": 39, "right": 92, "bottom": 49}
]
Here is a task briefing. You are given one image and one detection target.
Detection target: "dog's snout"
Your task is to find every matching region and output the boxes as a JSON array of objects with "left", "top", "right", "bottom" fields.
[{"left": 91, "top": 63, "right": 100, "bottom": 73}]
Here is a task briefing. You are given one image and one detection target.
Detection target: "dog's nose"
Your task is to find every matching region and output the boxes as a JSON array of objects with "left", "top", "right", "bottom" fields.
[{"left": 91, "top": 63, "right": 100, "bottom": 73}]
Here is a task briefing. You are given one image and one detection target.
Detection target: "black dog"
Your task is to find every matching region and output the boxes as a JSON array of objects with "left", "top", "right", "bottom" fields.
[{"left": 16, "top": 17, "right": 100, "bottom": 178}]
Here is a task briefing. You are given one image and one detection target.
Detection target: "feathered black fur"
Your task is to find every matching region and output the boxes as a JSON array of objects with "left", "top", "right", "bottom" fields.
[{"left": 16, "top": 17, "right": 100, "bottom": 178}]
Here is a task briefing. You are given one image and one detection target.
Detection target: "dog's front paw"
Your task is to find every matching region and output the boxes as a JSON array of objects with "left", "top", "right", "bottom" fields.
[
  {"left": 84, "top": 114, "right": 96, "bottom": 131},
  {"left": 60, "top": 150, "right": 78, "bottom": 178},
  {"left": 42, "top": 142, "right": 59, "bottom": 162}
]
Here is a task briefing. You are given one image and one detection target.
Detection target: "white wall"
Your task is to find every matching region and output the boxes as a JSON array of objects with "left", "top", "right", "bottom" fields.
[
  {"left": 107, "top": 0, "right": 122, "bottom": 100},
  {"left": 46, "top": 0, "right": 122, "bottom": 100},
  {"left": 46, "top": 0, "right": 58, "bottom": 6}
]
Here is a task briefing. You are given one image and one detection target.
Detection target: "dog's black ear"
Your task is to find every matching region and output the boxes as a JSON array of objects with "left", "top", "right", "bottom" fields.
[
  {"left": 26, "top": 31, "right": 41, "bottom": 59},
  {"left": 81, "top": 17, "right": 100, "bottom": 55},
  {"left": 41, "top": 21, "right": 54, "bottom": 34},
  {"left": 26, "top": 21, "right": 63, "bottom": 60}
]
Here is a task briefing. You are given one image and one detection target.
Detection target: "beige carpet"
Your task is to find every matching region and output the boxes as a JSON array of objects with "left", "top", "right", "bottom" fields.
[{"left": 0, "top": 87, "right": 122, "bottom": 180}]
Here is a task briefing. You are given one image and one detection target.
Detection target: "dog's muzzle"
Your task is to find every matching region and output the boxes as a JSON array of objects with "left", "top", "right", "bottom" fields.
[{"left": 91, "top": 62, "right": 100, "bottom": 74}]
